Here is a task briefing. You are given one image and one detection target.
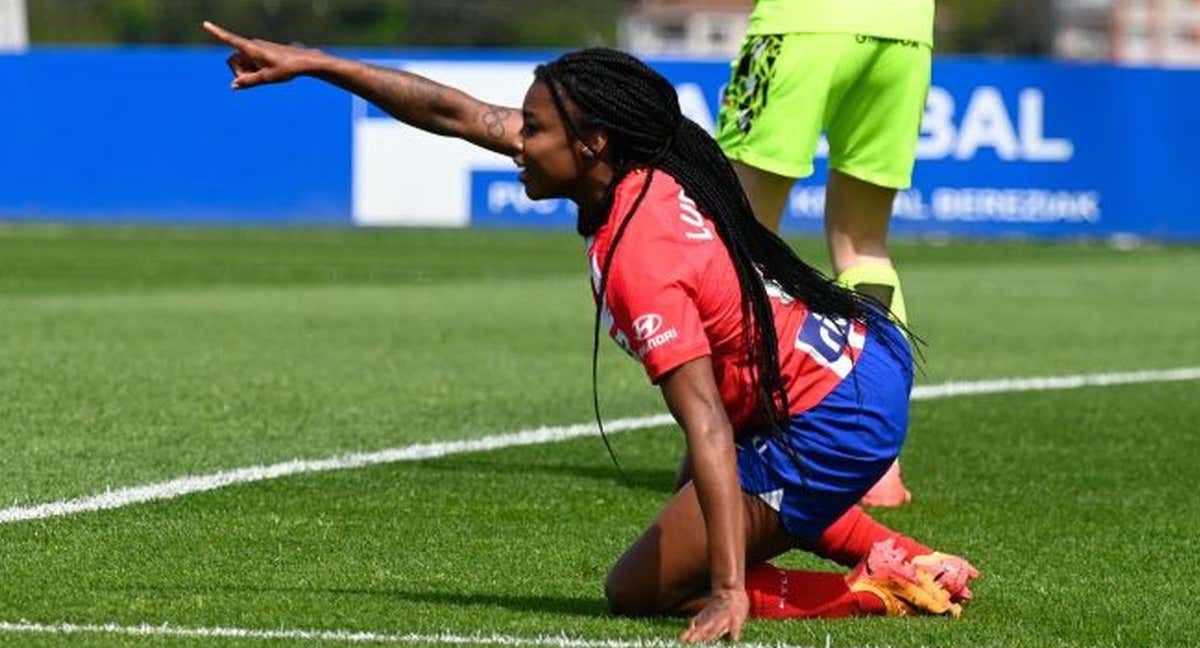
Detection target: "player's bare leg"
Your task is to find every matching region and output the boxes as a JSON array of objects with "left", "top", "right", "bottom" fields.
[
  {"left": 673, "top": 448, "right": 692, "bottom": 492},
  {"left": 605, "top": 482, "right": 964, "bottom": 623},
  {"left": 731, "top": 161, "right": 794, "bottom": 233},
  {"left": 824, "top": 169, "right": 897, "bottom": 279},
  {"left": 605, "top": 481, "right": 796, "bottom": 617},
  {"left": 825, "top": 169, "right": 911, "bottom": 507}
]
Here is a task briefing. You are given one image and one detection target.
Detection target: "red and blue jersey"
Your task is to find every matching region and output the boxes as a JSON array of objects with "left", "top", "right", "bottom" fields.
[{"left": 586, "top": 169, "right": 867, "bottom": 430}]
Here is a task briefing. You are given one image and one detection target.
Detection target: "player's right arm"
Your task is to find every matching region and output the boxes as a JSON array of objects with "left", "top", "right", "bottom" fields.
[{"left": 202, "top": 21, "right": 522, "bottom": 157}]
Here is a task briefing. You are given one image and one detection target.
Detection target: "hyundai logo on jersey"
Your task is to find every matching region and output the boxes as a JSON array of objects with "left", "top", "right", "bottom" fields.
[{"left": 633, "top": 313, "right": 664, "bottom": 341}]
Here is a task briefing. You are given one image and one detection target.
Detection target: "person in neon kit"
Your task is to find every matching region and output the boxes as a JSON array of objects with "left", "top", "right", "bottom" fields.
[{"left": 204, "top": 23, "right": 977, "bottom": 643}]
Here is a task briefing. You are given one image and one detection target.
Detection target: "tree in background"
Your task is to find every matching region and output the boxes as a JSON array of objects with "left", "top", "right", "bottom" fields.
[
  {"left": 26, "top": 0, "right": 1054, "bottom": 54},
  {"left": 935, "top": 0, "right": 1055, "bottom": 55},
  {"left": 27, "top": 0, "right": 620, "bottom": 47}
]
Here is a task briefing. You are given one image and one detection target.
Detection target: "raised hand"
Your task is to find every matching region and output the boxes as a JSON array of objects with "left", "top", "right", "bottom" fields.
[
  {"left": 202, "top": 21, "right": 321, "bottom": 90},
  {"left": 202, "top": 20, "right": 520, "bottom": 155}
]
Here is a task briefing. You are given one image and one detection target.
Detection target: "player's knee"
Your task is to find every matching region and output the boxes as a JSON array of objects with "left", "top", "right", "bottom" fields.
[{"left": 604, "top": 570, "right": 658, "bottom": 617}]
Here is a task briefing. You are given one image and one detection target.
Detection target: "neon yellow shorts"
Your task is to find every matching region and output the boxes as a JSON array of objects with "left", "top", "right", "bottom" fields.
[{"left": 716, "top": 33, "right": 931, "bottom": 189}]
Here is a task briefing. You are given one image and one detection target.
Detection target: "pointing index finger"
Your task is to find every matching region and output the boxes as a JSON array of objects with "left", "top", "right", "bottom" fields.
[{"left": 203, "top": 21, "right": 250, "bottom": 48}]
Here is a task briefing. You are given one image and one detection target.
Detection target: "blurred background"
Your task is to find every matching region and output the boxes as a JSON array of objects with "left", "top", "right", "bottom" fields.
[
  {"left": 0, "top": 1, "right": 1197, "bottom": 237},
  {"left": 2, "top": 0, "right": 1199, "bottom": 64}
]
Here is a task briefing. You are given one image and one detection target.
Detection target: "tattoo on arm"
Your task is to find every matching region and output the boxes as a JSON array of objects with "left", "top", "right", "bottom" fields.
[
  {"left": 479, "top": 105, "right": 512, "bottom": 139},
  {"left": 370, "top": 65, "right": 446, "bottom": 110},
  {"left": 340, "top": 64, "right": 517, "bottom": 154}
]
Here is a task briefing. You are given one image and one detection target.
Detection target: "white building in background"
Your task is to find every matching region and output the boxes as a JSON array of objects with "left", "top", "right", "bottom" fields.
[
  {"left": 619, "top": 0, "right": 752, "bottom": 57},
  {"left": 0, "top": 0, "right": 27, "bottom": 51},
  {"left": 1057, "top": 0, "right": 1200, "bottom": 65}
]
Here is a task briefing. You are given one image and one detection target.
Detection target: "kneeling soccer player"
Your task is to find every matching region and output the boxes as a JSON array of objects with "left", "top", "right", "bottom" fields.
[{"left": 205, "top": 23, "right": 979, "bottom": 643}]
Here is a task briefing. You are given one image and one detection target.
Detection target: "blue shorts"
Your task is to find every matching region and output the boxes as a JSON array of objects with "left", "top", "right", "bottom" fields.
[{"left": 736, "top": 319, "right": 913, "bottom": 539}]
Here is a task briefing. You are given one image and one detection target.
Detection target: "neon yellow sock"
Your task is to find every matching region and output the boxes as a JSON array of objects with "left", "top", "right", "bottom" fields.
[{"left": 837, "top": 263, "right": 908, "bottom": 326}]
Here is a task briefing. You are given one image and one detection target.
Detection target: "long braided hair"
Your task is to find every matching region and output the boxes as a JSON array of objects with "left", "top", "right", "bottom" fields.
[{"left": 535, "top": 49, "right": 902, "bottom": 452}]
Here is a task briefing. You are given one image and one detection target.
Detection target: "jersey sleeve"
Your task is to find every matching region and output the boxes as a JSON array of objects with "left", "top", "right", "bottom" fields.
[{"left": 602, "top": 207, "right": 713, "bottom": 383}]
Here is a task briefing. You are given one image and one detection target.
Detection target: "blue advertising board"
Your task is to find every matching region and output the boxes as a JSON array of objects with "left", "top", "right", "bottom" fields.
[
  {"left": 469, "top": 170, "right": 576, "bottom": 228},
  {"left": 464, "top": 57, "right": 1200, "bottom": 240},
  {"left": 1, "top": 47, "right": 1197, "bottom": 239},
  {"left": 0, "top": 48, "right": 353, "bottom": 224}
]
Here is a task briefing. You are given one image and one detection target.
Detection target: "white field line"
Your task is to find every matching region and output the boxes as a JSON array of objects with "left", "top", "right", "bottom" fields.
[
  {"left": 0, "top": 413, "right": 672, "bottom": 525},
  {"left": 0, "top": 621, "right": 826, "bottom": 648},
  {"left": 910, "top": 366, "right": 1200, "bottom": 400},
  {"left": 1, "top": 366, "right": 1197, "bottom": 526}
]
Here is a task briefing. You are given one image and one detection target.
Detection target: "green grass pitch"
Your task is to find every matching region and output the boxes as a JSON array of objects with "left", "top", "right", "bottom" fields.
[{"left": 0, "top": 224, "right": 1198, "bottom": 647}]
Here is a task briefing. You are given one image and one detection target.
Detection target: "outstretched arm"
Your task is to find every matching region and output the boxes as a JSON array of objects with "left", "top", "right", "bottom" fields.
[
  {"left": 202, "top": 21, "right": 522, "bottom": 157},
  {"left": 659, "top": 358, "right": 748, "bottom": 643}
]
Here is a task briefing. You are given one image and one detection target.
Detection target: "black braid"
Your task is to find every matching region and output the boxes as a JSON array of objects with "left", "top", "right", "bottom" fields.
[{"left": 536, "top": 48, "right": 908, "bottom": 453}]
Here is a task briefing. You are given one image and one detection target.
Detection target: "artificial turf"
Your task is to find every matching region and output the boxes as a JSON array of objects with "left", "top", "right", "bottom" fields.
[{"left": 1, "top": 225, "right": 1197, "bottom": 647}]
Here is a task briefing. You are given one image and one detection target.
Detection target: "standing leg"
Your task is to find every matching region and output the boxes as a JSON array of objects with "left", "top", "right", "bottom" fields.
[
  {"left": 732, "top": 161, "right": 795, "bottom": 233},
  {"left": 824, "top": 169, "right": 911, "bottom": 507},
  {"left": 731, "top": 163, "right": 911, "bottom": 333},
  {"left": 824, "top": 168, "right": 906, "bottom": 318}
]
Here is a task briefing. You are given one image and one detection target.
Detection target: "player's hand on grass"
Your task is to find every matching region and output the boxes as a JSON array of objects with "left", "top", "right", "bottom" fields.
[
  {"left": 203, "top": 21, "right": 320, "bottom": 90},
  {"left": 680, "top": 588, "right": 749, "bottom": 644}
]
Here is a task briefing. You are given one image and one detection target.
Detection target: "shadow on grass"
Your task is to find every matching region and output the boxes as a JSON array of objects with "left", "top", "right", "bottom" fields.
[
  {"left": 113, "top": 583, "right": 607, "bottom": 618},
  {"left": 373, "top": 588, "right": 606, "bottom": 617},
  {"left": 411, "top": 458, "right": 676, "bottom": 495}
]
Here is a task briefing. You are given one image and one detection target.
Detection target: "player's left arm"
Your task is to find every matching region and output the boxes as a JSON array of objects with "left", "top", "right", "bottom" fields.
[{"left": 659, "top": 357, "right": 748, "bottom": 643}]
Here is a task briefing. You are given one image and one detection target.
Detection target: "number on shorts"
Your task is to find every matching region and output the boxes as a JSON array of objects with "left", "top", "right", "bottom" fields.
[{"left": 795, "top": 313, "right": 850, "bottom": 367}]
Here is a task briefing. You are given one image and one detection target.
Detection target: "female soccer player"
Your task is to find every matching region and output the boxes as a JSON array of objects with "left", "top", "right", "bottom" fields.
[
  {"left": 715, "top": 0, "right": 938, "bottom": 506},
  {"left": 204, "top": 23, "right": 976, "bottom": 643}
]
